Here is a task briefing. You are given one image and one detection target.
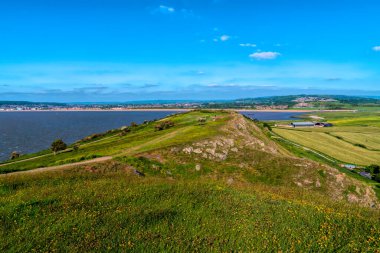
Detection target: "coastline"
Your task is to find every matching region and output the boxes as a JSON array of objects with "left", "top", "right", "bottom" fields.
[
  {"left": 0, "top": 108, "right": 191, "bottom": 112},
  {"left": 0, "top": 108, "right": 358, "bottom": 113}
]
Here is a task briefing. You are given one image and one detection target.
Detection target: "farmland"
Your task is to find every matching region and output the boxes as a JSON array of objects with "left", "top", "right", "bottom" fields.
[
  {"left": 273, "top": 109, "right": 380, "bottom": 166},
  {"left": 273, "top": 128, "right": 380, "bottom": 165}
]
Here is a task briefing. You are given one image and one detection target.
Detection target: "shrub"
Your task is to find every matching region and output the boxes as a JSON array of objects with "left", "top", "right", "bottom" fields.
[
  {"left": 198, "top": 117, "right": 207, "bottom": 124},
  {"left": 263, "top": 122, "right": 272, "bottom": 131},
  {"left": 51, "top": 139, "right": 67, "bottom": 153},
  {"left": 119, "top": 127, "right": 131, "bottom": 136},
  {"left": 368, "top": 164, "right": 380, "bottom": 174},
  {"left": 155, "top": 120, "right": 174, "bottom": 131},
  {"left": 10, "top": 151, "right": 20, "bottom": 160},
  {"left": 82, "top": 133, "right": 106, "bottom": 142}
]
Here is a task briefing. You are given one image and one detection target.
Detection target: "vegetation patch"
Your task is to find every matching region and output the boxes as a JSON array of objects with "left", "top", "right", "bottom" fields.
[{"left": 1, "top": 110, "right": 379, "bottom": 251}]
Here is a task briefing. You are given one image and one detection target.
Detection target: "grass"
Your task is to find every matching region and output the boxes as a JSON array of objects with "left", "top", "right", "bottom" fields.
[
  {"left": 271, "top": 110, "right": 380, "bottom": 166},
  {"left": 1, "top": 110, "right": 380, "bottom": 251},
  {"left": 272, "top": 134, "right": 377, "bottom": 185},
  {"left": 314, "top": 110, "right": 380, "bottom": 128},
  {"left": 0, "top": 111, "right": 229, "bottom": 173},
  {"left": 1, "top": 165, "right": 379, "bottom": 252},
  {"left": 331, "top": 132, "right": 380, "bottom": 151},
  {"left": 273, "top": 128, "right": 380, "bottom": 165}
]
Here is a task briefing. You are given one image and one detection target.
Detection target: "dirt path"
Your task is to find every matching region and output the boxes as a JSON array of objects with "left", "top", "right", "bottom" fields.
[
  {"left": 0, "top": 156, "right": 112, "bottom": 177},
  {"left": 0, "top": 153, "right": 53, "bottom": 167},
  {"left": 0, "top": 134, "right": 118, "bottom": 168}
]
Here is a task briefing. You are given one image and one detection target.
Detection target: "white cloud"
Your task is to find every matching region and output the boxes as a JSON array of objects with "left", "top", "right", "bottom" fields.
[
  {"left": 156, "top": 5, "right": 175, "bottom": 14},
  {"left": 220, "top": 35, "right": 230, "bottom": 41},
  {"left": 373, "top": 46, "right": 380, "bottom": 51},
  {"left": 249, "top": 51, "right": 281, "bottom": 60},
  {"left": 0, "top": 61, "right": 374, "bottom": 101},
  {"left": 240, "top": 43, "right": 257, "bottom": 47}
]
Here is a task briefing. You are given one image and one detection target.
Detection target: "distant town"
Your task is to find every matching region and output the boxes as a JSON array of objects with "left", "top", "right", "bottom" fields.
[{"left": 0, "top": 95, "right": 379, "bottom": 111}]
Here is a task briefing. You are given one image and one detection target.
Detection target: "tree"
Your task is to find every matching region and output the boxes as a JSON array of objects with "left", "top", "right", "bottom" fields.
[
  {"left": 263, "top": 122, "right": 272, "bottom": 131},
  {"left": 51, "top": 139, "right": 67, "bottom": 154},
  {"left": 10, "top": 151, "right": 20, "bottom": 160},
  {"left": 368, "top": 164, "right": 380, "bottom": 174}
]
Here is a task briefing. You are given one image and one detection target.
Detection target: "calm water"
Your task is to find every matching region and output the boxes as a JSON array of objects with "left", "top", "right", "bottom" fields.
[
  {"left": 240, "top": 111, "right": 306, "bottom": 121},
  {"left": 0, "top": 110, "right": 306, "bottom": 161},
  {"left": 0, "top": 111, "right": 179, "bottom": 161}
]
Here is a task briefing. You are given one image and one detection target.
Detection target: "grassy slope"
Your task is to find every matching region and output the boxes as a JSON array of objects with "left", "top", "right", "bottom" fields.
[
  {"left": 0, "top": 111, "right": 227, "bottom": 173},
  {"left": 1, "top": 110, "right": 380, "bottom": 252},
  {"left": 1, "top": 170, "right": 379, "bottom": 252}
]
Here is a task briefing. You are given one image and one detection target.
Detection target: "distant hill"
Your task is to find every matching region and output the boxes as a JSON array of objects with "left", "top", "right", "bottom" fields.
[
  {"left": 235, "top": 95, "right": 380, "bottom": 105},
  {"left": 0, "top": 101, "right": 66, "bottom": 106}
]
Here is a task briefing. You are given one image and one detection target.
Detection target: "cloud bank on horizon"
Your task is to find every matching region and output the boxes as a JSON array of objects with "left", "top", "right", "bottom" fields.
[{"left": 0, "top": 0, "right": 379, "bottom": 102}]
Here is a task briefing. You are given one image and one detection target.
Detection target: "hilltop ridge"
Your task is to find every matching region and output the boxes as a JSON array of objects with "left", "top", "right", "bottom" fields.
[{"left": 1, "top": 110, "right": 379, "bottom": 251}]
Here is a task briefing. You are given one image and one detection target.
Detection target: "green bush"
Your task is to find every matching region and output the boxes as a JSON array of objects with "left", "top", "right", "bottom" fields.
[
  {"left": 51, "top": 139, "right": 67, "bottom": 153},
  {"left": 155, "top": 120, "right": 174, "bottom": 131}
]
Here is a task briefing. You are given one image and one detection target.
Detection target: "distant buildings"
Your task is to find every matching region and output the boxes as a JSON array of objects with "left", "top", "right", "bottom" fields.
[
  {"left": 294, "top": 103, "right": 312, "bottom": 108},
  {"left": 314, "top": 122, "right": 333, "bottom": 127},
  {"left": 255, "top": 105, "right": 289, "bottom": 110},
  {"left": 292, "top": 97, "right": 337, "bottom": 103},
  {"left": 291, "top": 122, "right": 315, "bottom": 127},
  {"left": 291, "top": 122, "right": 333, "bottom": 128},
  {"left": 359, "top": 172, "right": 372, "bottom": 179},
  {"left": 341, "top": 164, "right": 356, "bottom": 170}
]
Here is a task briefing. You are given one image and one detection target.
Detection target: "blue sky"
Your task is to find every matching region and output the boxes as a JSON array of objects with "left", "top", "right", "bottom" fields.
[{"left": 0, "top": 0, "right": 380, "bottom": 102}]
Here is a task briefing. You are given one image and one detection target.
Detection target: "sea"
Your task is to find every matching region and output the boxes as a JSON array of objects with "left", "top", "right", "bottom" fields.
[
  {"left": 0, "top": 110, "right": 306, "bottom": 162},
  {"left": 240, "top": 111, "right": 306, "bottom": 121},
  {"left": 0, "top": 111, "right": 179, "bottom": 162}
]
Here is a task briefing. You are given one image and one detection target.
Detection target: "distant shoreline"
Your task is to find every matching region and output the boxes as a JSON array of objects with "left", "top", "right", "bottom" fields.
[
  {"left": 237, "top": 109, "right": 358, "bottom": 113},
  {"left": 0, "top": 109, "right": 191, "bottom": 112},
  {"left": 0, "top": 108, "right": 358, "bottom": 113}
]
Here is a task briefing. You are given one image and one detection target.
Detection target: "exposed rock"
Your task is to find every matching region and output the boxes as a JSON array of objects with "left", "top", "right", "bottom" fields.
[
  {"left": 193, "top": 148, "right": 203, "bottom": 154},
  {"left": 183, "top": 147, "right": 193, "bottom": 154},
  {"left": 315, "top": 179, "right": 321, "bottom": 187}
]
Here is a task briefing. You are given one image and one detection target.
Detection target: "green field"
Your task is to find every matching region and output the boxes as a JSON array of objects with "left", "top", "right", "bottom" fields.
[
  {"left": 1, "top": 110, "right": 379, "bottom": 252},
  {"left": 273, "top": 128, "right": 380, "bottom": 165},
  {"left": 273, "top": 110, "right": 380, "bottom": 166},
  {"left": 1, "top": 168, "right": 379, "bottom": 252}
]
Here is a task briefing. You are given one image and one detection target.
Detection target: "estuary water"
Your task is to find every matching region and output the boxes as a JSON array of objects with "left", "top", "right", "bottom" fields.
[
  {"left": 0, "top": 111, "right": 179, "bottom": 161},
  {"left": 0, "top": 110, "right": 306, "bottom": 161},
  {"left": 240, "top": 111, "right": 306, "bottom": 121}
]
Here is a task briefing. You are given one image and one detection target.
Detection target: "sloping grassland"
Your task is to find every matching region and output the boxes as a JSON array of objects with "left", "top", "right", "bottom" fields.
[{"left": 1, "top": 111, "right": 379, "bottom": 252}]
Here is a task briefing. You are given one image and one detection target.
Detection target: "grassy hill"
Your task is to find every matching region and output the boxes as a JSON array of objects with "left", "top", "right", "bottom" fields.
[{"left": 1, "top": 110, "right": 379, "bottom": 252}]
